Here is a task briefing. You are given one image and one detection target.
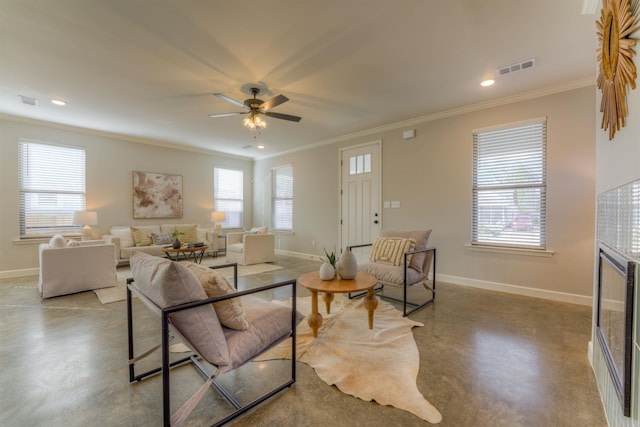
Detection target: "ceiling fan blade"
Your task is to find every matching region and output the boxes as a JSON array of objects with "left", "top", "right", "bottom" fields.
[
  {"left": 260, "top": 94, "right": 289, "bottom": 111},
  {"left": 213, "top": 93, "right": 248, "bottom": 109},
  {"left": 264, "top": 111, "right": 302, "bottom": 122},
  {"left": 208, "top": 111, "right": 248, "bottom": 118}
]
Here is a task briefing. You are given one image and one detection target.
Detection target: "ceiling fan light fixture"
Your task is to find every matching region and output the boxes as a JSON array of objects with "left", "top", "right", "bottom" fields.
[{"left": 243, "top": 112, "right": 267, "bottom": 130}]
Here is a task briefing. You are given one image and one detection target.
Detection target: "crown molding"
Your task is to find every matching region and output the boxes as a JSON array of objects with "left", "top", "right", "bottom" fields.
[
  {"left": 0, "top": 113, "right": 253, "bottom": 162},
  {"left": 257, "top": 77, "right": 596, "bottom": 160}
]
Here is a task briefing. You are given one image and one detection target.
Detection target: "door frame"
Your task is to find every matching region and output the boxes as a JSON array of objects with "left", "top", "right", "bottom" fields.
[{"left": 338, "top": 139, "right": 383, "bottom": 252}]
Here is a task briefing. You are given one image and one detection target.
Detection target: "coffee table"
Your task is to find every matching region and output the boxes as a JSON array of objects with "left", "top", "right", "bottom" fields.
[
  {"left": 163, "top": 245, "right": 208, "bottom": 264},
  {"left": 298, "top": 271, "right": 378, "bottom": 337}
]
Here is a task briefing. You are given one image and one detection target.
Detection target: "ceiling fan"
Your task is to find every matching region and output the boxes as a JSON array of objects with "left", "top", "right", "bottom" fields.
[{"left": 209, "top": 87, "right": 302, "bottom": 130}]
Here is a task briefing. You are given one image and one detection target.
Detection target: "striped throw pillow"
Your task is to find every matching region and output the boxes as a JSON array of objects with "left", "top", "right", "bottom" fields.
[{"left": 370, "top": 237, "right": 416, "bottom": 266}]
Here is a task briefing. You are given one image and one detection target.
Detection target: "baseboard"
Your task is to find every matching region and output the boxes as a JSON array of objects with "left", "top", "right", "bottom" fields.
[
  {"left": 275, "top": 249, "right": 322, "bottom": 261},
  {"left": 0, "top": 268, "right": 39, "bottom": 279},
  {"left": 437, "top": 273, "right": 593, "bottom": 306}
]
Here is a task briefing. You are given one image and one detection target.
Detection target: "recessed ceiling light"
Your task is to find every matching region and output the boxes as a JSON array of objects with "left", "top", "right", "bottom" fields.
[
  {"left": 257, "top": 145, "right": 265, "bottom": 149},
  {"left": 481, "top": 79, "right": 495, "bottom": 87},
  {"left": 51, "top": 99, "right": 67, "bottom": 106}
]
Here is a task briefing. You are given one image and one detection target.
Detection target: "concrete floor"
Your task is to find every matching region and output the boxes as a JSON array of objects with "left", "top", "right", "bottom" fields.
[{"left": 0, "top": 255, "right": 606, "bottom": 426}]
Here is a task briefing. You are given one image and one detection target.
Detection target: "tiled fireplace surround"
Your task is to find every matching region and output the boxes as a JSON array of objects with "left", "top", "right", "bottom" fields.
[{"left": 593, "top": 179, "right": 640, "bottom": 426}]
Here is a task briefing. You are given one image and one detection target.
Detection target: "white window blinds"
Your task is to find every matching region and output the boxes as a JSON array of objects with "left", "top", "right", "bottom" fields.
[
  {"left": 19, "top": 141, "right": 86, "bottom": 237},
  {"left": 472, "top": 119, "right": 547, "bottom": 249},
  {"left": 214, "top": 167, "right": 243, "bottom": 229},
  {"left": 272, "top": 164, "right": 293, "bottom": 231}
]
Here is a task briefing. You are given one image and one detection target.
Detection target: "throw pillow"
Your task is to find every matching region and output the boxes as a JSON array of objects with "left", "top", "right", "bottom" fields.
[
  {"left": 379, "top": 229, "right": 432, "bottom": 272},
  {"left": 150, "top": 232, "right": 171, "bottom": 245},
  {"left": 250, "top": 227, "right": 268, "bottom": 235},
  {"left": 129, "top": 252, "right": 229, "bottom": 367},
  {"left": 110, "top": 227, "right": 134, "bottom": 248},
  {"left": 67, "top": 239, "right": 79, "bottom": 247},
  {"left": 176, "top": 224, "right": 198, "bottom": 243},
  {"left": 49, "top": 234, "right": 66, "bottom": 248},
  {"left": 370, "top": 237, "right": 416, "bottom": 266},
  {"left": 131, "top": 227, "right": 153, "bottom": 247},
  {"left": 183, "top": 262, "right": 250, "bottom": 331}
]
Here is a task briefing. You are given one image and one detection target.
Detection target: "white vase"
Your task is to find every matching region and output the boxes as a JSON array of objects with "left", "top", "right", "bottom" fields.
[
  {"left": 337, "top": 246, "right": 358, "bottom": 279},
  {"left": 319, "top": 263, "right": 336, "bottom": 280}
]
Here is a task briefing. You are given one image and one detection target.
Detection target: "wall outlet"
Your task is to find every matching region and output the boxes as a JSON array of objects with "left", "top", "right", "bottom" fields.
[{"left": 312, "top": 239, "right": 316, "bottom": 246}]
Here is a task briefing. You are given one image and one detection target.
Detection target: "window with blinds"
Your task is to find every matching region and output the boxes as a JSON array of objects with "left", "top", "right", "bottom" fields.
[
  {"left": 213, "top": 167, "right": 243, "bottom": 229},
  {"left": 272, "top": 164, "right": 293, "bottom": 231},
  {"left": 19, "top": 140, "right": 86, "bottom": 238},
  {"left": 472, "top": 118, "right": 547, "bottom": 249}
]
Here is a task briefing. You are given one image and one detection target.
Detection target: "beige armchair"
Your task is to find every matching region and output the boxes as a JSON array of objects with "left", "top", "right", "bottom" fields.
[
  {"left": 38, "top": 240, "right": 117, "bottom": 298},
  {"left": 225, "top": 230, "right": 275, "bottom": 265}
]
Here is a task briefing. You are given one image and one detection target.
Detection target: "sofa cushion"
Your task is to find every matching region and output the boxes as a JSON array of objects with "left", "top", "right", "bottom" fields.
[
  {"left": 378, "top": 229, "right": 432, "bottom": 272},
  {"left": 182, "top": 263, "right": 249, "bottom": 331},
  {"left": 223, "top": 295, "right": 303, "bottom": 371},
  {"left": 370, "top": 236, "right": 415, "bottom": 266},
  {"left": 176, "top": 224, "right": 198, "bottom": 243},
  {"left": 228, "top": 243, "right": 244, "bottom": 254},
  {"left": 130, "top": 252, "right": 229, "bottom": 367},
  {"left": 49, "top": 234, "right": 67, "bottom": 248},
  {"left": 131, "top": 226, "right": 154, "bottom": 246},
  {"left": 110, "top": 227, "right": 134, "bottom": 248},
  {"left": 359, "top": 261, "right": 426, "bottom": 286}
]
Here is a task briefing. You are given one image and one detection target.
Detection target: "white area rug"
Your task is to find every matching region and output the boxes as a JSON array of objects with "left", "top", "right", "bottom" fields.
[
  {"left": 256, "top": 295, "right": 442, "bottom": 424},
  {"left": 93, "top": 260, "right": 282, "bottom": 304}
]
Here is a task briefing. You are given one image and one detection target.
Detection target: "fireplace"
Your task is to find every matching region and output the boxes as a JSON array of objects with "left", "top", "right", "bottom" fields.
[{"left": 596, "top": 242, "right": 637, "bottom": 416}]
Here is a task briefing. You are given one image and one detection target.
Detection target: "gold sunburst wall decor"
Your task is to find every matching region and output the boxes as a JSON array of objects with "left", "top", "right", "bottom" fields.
[{"left": 596, "top": 0, "right": 639, "bottom": 140}]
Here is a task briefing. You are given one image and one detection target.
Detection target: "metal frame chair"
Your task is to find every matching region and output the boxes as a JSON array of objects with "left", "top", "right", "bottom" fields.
[
  {"left": 350, "top": 243, "right": 436, "bottom": 316},
  {"left": 126, "top": 262, "right": 298, "bottom": 427}
]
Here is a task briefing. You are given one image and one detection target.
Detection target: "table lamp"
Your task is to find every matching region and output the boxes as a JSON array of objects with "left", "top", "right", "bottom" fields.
[
  {"left": 73, "top": 211, "right": 98, "bottom": 241},
  {"left": 211, "top": 211, "right": 226, "bottom": 233}
]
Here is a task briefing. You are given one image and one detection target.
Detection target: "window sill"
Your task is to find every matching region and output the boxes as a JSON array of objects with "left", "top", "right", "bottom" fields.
[{"left": 465, "top": 244, "right": 554, "bottom": 258}]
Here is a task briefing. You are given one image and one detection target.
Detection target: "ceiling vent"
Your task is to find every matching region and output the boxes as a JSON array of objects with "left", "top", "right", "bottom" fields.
[
  {"left": 19, "top": 95, "right": 39, "bottom": 106},
  {"left": 496, "top": 59, "right": 536, "bottom": 77},
  {"left": 242, "top": 144, "right": 253, "bottom": 149}
]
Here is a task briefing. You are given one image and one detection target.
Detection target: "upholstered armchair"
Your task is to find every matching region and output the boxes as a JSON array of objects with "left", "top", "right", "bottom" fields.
[
  {"left": 38, "top": 238, "right": 117, "bottom": 298},
  {"left": 354, "top": 229, "right": 436, "bottom": 316},
  {"left": 225, "top": 228, "right": 275, "bottom": 265},
  {"left": 126, "top": 252, "right": 301, "bottom": 426}
]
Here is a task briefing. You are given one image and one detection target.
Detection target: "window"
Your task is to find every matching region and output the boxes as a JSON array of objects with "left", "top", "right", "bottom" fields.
[
  {"left": 349, "top": 153, "right": 371, "bottom": 175},
  {"left": 214, "top": 167, "right": 243, "bottom": 229},
  {"left": 19, "top": 140, "right": 86, "bottom": 237},
  {"left": 472, "top": 118, "right": 547, "bottom": 249},
  {"left": 272, "top": 164, "right": 293, "bottom": 231}
]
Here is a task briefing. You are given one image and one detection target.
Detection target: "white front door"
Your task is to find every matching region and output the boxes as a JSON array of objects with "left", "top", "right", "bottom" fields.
[{"left": 340, "top": 141, "right": 381, "bottom": 256}]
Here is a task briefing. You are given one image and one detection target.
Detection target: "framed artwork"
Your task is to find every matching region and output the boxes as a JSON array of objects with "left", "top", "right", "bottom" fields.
[
  {"left": 132, "top": 171, "right": 183, "bottom": 218},
  {"left": 596, "top": 0, "right": 638, "bottom": 140}
]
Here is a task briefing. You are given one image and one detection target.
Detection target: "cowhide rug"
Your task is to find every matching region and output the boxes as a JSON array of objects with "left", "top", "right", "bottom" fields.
[{"left": 256, "top": 295, "right": 442, "bottom": 424}]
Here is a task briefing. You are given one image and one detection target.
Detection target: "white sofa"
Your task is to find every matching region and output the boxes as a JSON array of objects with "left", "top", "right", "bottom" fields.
[
  {"left": 102, "top": 223, "right": 217, "bottom": 265},
  {"left": 226, "top": 227, "right": 275, "bottom": 265},
  {"left": 39, "top": 237, "right": 117, "bottom": 298}
]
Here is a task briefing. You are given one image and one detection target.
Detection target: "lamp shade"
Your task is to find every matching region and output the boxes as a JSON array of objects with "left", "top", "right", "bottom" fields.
[
  {"left": 211, "top": 211, "right": 226, "bottom": 223},
  {"left": 72, "top": 211, "right": 98, "bottom": 226}
]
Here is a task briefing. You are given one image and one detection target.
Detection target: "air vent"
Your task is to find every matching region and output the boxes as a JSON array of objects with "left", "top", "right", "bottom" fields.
[
  {"left": 242, "top": 144, "right": 253, "bottom": 149},
  {"left": 496, "top": 59, "right": 536, "bottom": 77},
  {"left": 19, "top": 95, "right": 39, "bottom": 106}
]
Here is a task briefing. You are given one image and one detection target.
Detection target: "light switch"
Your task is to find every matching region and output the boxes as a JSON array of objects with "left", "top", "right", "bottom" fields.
[
  {"left": 384, "top": 201, "right": 390, "bottom": 208},
  {"left": 391, "top": 201, "right": 400, "bottom": 208}
]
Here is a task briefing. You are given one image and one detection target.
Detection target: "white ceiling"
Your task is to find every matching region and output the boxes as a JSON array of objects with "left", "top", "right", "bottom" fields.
[{"left": 0, "top": 0, "right": 598, "bottom": 159}]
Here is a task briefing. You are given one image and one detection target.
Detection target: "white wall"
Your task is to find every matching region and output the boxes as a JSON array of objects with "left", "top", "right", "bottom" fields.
[
  {"left": 591, "top": 36, "right": 640, "bottom": 427},
  {"left": 255, "top": 86, "right": 597, "bottom": 302},
  {"left": 0, "top": 117, "right": 253, "bottom": 275}
]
